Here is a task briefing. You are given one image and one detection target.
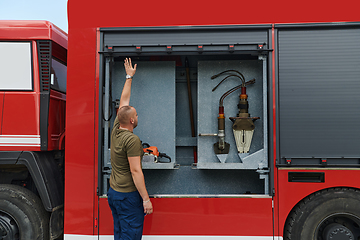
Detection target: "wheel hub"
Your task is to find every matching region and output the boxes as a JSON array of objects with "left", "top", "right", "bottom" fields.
[
  {"left": 0, "top": 212, "right": 19, "bottom": 240},
  {"left": 322, "top": 223, "right": 354, "bottom": 240}
]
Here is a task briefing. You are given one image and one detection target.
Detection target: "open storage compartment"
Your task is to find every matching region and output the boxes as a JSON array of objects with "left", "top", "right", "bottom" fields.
[
  {"left": 99, "top": 25, "right": 272, "bottom": 196},
  {"left": 197, "top": 59, "right": 267, "bottom": 170}
]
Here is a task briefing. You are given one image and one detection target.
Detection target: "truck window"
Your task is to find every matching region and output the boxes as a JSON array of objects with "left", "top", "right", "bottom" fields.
[
  {"left": 51, "top": 58, "right": 67, "bottom": 93},
  {"left": 0, "top": 42, "right": 32, "bottom": 90}
]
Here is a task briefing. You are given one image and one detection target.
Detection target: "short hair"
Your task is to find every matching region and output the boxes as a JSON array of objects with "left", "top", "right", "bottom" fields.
[{"left": 117, "top": 105, "right": 134, "bottom": 125}]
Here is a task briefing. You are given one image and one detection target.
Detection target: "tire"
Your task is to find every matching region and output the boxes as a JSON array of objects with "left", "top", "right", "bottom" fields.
[
  {"left": 284, "top": 188, "right": 360, "bottom": 240},
  {"left": 0, "top": 184, "right": 49, "bottom": 240}
]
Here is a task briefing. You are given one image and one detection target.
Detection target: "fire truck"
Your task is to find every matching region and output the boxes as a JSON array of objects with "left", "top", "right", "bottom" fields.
[
  {"left": 64, "top": 0, "right": 360, "bottom": 237},
  {"left": 1, "top": 0, "right": 360, "bottom": 240},
  {"left": 0, "top": 21, "right": 66, "bottom": 239}
]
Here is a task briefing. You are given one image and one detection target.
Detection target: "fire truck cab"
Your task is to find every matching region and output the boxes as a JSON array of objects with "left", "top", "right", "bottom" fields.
[{"left": 0, "top": 21, "right": 66, "bottom": 240}]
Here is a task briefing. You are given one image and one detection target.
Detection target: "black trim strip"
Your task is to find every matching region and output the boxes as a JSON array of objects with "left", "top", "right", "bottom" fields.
[
  {"left": 275, "top": 21, "right": 360, "bottom": 29},
  {"left": 100, "top": 24, "right": 273, "bottom": 32},
  {"left": 288, "top": 172, "right": 325, "bottom": 183},
  {"left": 277, "top": 164, "right": 360, "bottom": 168},
  {"left": 99, "top": 43, "right": 272, "bottom": 56},
  {"left": 37, "top": 40, "right": 52, "bottom": 151},
  {"left": 99, "top": 49, "right": 272, "bottom": 56}
]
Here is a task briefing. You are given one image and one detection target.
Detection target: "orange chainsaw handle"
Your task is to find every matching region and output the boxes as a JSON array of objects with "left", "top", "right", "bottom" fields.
[{"left": 143, "top": 146, "right": 159, "bottom": 157}]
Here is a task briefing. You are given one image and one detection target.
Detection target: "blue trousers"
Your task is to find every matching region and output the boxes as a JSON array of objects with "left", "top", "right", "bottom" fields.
[{"left": 107, "top": 187, "right": 145, "bottom": 240}]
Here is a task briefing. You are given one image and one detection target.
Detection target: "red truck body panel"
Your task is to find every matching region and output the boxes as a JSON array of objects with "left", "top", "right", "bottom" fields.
[{"left": 65, "top": 0, "right": 360, "bottom": 239}]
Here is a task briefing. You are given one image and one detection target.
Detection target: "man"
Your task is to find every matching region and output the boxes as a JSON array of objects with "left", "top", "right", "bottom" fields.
[{"left": 107, "top": 58, "right": 153, "bottom": 240}]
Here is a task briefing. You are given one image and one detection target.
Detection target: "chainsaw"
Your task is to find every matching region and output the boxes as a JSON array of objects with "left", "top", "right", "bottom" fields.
[{"left": 142, "top": 143, "right": 171, "bottom": 163}]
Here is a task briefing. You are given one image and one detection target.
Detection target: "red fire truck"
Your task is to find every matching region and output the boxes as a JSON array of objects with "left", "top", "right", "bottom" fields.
[
  {"left": 64, "top": 0, "right": 360, "bottom": 238},
  {"left": 0, "top": 21, "right": 66, "bottom": 239},
  {"left": 2, "top": 0, "right": 360, "bottom": 240}
]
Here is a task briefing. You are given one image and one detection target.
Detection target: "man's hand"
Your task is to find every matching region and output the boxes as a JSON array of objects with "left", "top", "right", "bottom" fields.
[
  {"left": 143, "top": 200, "right": 153, "bottom": 215},
  {"left": 124, "top": 58, "right": 137, "bottom": 77}
]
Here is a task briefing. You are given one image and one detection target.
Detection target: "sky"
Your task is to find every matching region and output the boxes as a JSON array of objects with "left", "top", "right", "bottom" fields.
[{"left": 0, "top": 0, "right": 68, "bottom": 33}]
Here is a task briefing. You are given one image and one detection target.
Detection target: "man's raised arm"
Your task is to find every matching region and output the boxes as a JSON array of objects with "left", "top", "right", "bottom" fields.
[{"left": 119, "top": 58, "right": 137, "bottom": 108}]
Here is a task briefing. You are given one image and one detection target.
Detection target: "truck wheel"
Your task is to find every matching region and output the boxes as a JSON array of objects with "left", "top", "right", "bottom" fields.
[
  {"left": 284, "top": 188, "right": 360, "bottom": 240},
  {"left": 0, "top": 184, "right": 49, "bottom": 240}
]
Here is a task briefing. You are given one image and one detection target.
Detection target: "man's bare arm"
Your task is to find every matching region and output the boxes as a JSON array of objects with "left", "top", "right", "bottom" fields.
[
  {"left": 119, "top": 58, "right": 137, "bottom": 108},
  {"left": 128, "top": 156, "right": 153, "bottom": 215}
]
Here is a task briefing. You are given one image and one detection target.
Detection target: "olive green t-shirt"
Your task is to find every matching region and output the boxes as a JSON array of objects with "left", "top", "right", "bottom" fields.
[{"left": 109, "top": 116, "right": 143, "bottom": 193}]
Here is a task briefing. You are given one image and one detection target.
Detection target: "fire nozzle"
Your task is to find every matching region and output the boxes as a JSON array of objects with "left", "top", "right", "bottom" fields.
[
  {"left": 217, "top": 106, "right": 226, "bottom": 150},
  {"left": 230, "top": 86, "right": 259, "bottom": 154},
  {"left": 214, "top": 106, "right": 230, "bottom": 156}
]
